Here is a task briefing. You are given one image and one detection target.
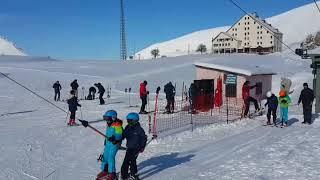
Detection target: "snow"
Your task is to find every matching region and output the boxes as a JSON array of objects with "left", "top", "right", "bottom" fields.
[
  {"left": 136, "top": 1, "right": 320, "bottom": 59},
  {"left": 194, "top": 55, "right": 279, "bottom": 76},
  {"left": 0, "top": 51, "right": 319, "bottom": 179},
  {"left": 0, "top": 37, "right": 26, "bottom": 56}
]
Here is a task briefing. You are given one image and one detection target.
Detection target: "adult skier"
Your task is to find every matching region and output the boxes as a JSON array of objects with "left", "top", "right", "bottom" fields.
[
  {"left": 87, "top": 86, "right": 97, "bottom": 100},
  {"left": 279, "top": 90, "right": 291, "bottom": 127},
  {"left": 121, "top": 112, "right": 147, "bottom": 180},
  {"left": 67, "top": 90, "right": 81, "bottom": 126},
  {"left": 52, "top": 81, "right": 62, "bottom": 101},
  {"left": 164, "top": 81, "right": 176, "bottom": 113},
  {"left": 95, "top": 83, "right": 105, "bottom": 105},
  {"left": 139, "top": 80, "right": 149, "bottom": 114},
  {"left": 96, "top": 110, "right": 123, "bottom": 180},
  {"left": 242, "top": 81, "right": 260, "bottom": 117},
  {"left": 298, "top": 83, "right": 314, "bottom": 124},
  {"left": 70, "top": 79, "right": 79, "bottom": 97},
  {"left": 264, "top": 91, "right": 278, "bottom": 125}
]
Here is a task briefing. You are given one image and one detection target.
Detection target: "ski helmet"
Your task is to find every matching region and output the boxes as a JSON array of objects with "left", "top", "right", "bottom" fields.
[
  {"left": 266, "top": 91, "right": 272, "bottom": 98},
  {"left": 126, "top": 112, "right": 139, "bottom": 121},
  {"left": 103, "top": 110, "right": 117, "bottom": 120},
  {"left": 279, "top": 90, "right": 286, "bottom": 97}
]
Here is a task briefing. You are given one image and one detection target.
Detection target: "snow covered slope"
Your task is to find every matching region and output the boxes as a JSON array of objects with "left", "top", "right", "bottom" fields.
[
  {"left": 0, "top": 36, "right": 26, "bottom": 56},
  {"left": 136, "top": 2, "right": 320, "bottom": 59},
  {"left": 0, "top": 53, "right": 319, "bottom": 180}
]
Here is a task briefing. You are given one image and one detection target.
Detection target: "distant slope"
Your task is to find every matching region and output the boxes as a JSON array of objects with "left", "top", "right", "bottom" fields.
[
  {"left": 0, "top": 36, "right": 26, "bottom": 56},
  {"left": 136, "top": 1, "right": 320, "bottom": 59}
]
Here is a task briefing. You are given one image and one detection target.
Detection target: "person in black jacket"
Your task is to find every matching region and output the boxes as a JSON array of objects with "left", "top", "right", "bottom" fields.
[
  {"left": 52, "top": 81, "right": 62, "bottom": 101},
  {"left": 298, "top": 83, "right": 314, "bottom": 124},
  {"left": 265, "top": 91, "right": 278, "bottom": 125},
  {"left": 87, "top": 86, "right": 96, "bottom": 100},
  {"left": 67, "top": 90, "right": 81, "bottom": 126},
  {"left": 121, "top": 112, "right": 147, "bottom": 180},
  {"left": 164, "top": 82, "right": 176, "bottom": 113},
  {"left": 94, "top": 83, "right": 105, "bottom": 105},
  {"left": 70, "top": 79, "right": 79, "bottom": 97}
]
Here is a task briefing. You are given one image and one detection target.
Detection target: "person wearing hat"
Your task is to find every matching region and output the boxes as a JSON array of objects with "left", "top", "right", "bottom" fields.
[
  {"left": 121, "top": 112, "right": 147, "bottom": 180},
  {"left": 70, "top": 79, "right": 79, "bottom": 97},
  {"left": 67, "top": 90, "right": 81, "bottom": 126},
  {"left": 298, "top": 83, "right": 314, "bottom": 124},
  {"left": 52, "top": 81, "right": 62, "bottom": 101},
  {"left": 139, "top": 80, "right": 149, "bottom": 114},
  {"left": 242, "top": 81, "right": 260, "bottom": 117},
  {"left": 96, "top": 110, "right": 123, "bottom": 180},
  {"left": 265, "top": 91, "right": 278, "bottom": 125},
  {"left": 94, "top": 83, "right": 106, "bottom": 105},
  {"left": 279, "top": 90, "right": 291, "bottom": 127}
]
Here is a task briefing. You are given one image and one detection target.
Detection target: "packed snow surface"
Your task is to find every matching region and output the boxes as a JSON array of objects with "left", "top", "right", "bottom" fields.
[{"left": 0, "top": 53, "right": 319, "bottom": 180}]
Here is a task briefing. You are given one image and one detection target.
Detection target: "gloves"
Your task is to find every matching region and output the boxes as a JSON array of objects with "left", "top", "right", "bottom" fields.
[
  {"left": 97, "top": 154, "right": 103, "bottom": 162},
  {"left": 79, "top": 119, "right": 89, "bottom": 128},
  {"left": 281, "top": 100, "right": 287, "bottom": 104},
  {"left": 108, "top": 136, "right": 118, "bottom": 145}
]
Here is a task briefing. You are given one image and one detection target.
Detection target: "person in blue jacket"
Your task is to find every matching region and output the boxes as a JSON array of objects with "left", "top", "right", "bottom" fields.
[
  {"left": 265, "top": 91, "right": 278, "bottom": 125},
  {"left": 96, "top": 110, "right": 123, "bottom": 180},
  {"left": 121, "top": 112, "right": 147, "bottom": 180}
]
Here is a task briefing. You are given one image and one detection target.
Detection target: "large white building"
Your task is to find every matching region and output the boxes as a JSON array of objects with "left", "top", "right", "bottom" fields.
[{"left": 212, "top": 13, "right": 283, "bottom": 54}]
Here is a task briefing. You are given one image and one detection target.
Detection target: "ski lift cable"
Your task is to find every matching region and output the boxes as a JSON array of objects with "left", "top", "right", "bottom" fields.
[
  {"left": 0, "top": 71, "right": 68, "bottom": 114},
  {"left": 227, "top": 0, "right": 296, "bottom": 54},
  {"left": 314, "top": 0, "right": 320, "bottom": 15}
]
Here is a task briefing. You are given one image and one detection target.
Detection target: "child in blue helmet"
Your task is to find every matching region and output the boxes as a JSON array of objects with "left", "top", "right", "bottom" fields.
[
  {"left": 121, "top": 112, "right": 147, "bottom": 180},
  {"left": 96, "top": 110, "right": 123, "bottom": 180}
]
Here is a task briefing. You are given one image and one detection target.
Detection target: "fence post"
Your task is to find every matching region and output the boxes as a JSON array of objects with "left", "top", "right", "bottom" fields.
[{"left": 227, "top": 97, "right": 229, "bottom": 124}]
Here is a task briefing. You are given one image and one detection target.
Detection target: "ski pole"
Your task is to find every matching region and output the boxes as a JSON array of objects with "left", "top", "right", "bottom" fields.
[{"left": 80, "top": 106, "right": 83, "bottom": 120}]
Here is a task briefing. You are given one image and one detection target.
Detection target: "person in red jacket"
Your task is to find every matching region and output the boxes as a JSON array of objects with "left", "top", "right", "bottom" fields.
[
  {"left": 242, "top": 81, "right": 260, "bottom": 117},
  {"left": 139, "top": 80, "right": 149, "bottom": 114}
]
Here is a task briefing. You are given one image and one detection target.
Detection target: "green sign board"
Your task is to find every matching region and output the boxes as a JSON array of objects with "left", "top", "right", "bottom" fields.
[{"left": 226, "top": 74, "right": 237, "bottom": 84}]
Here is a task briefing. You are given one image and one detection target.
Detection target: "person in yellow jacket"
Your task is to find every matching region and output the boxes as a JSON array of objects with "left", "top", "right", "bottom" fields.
[{"left": 279, "top": 90, "right": 291, "bottom": 127}]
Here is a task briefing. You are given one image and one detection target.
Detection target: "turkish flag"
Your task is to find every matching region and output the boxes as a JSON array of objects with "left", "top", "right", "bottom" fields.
[{"left": 214, "top": 78, "right": 223, "bottom": 107}]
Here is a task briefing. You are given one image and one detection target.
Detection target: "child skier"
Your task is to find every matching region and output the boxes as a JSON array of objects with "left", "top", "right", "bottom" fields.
[
  {"left": 279, "top": 90, "right": 291, "bottom": 127},
  {"left": 121, "top": 112, "right": 147, "bottom": 180},
  {"left": 96, "top": 110, "right": 123, "bottom": 180},
  {"left": 67, "top": 90, "right": 81, "bottom": 126},
  {"left": 264, "top": 91, "right": 278, "bottom": 126}
]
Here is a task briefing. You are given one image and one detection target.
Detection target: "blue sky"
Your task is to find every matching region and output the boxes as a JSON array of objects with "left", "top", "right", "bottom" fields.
[{"left": 0, "top": 0, "right": 315, "bottom": 60}]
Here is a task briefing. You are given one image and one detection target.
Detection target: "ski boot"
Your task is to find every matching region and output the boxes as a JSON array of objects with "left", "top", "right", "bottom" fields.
[
  {"left": 96, "top": 171, "right": 108, "bottom": 180},
  {"left": 106, "top": 172, "right": 117, "bottom": 180}
]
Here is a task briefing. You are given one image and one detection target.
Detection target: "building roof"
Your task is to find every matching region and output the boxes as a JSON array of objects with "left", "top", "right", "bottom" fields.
[
  {"left": 212, "top": 32, "right": 241, "bottom": 42},
  {"left": 194, "top": 60, "right": 276, "bottom": 76},
  {"left": 250, "top": 15, "right": 282, "bottom": 34}
]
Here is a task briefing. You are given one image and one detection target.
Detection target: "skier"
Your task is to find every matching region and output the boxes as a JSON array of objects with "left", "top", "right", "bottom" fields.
[
  {"left": 70, "top": 79, "right": 79, "bottom": 97},
  {"left": 52, "top": 81, "right": 62, "bottom": 101},
  {"left": 298, "top": 83, "right": 314, "bottom": 124},
  {"left": 188, "top": 83, "right": 196, "bottom": 113},
  {"left": 164, "top": 81, "right": 176, "bottom": 113},
  {"left": 139, "top": 80, "right": 149, "bottom": 114},
  {"left": 121, "top": 112, "right": 147, "bottom": 180},
  {"left": 264, "top": 91, "right": 278, "bottom": 125},
  {"left": 96, "top": 110, "right": 123, "bottom": 180},
  {"left": 279, "top": 90, "right": 291, "bottom": 127},
  {"left": 95, "top": 83, "right": 105, "bottom": 105},
  {"left": 67, "top": 90, "right": 81, "bottom": 126},
  {"left": 242, "top": 81, "right": 260, "bottom": 117},
  {"left": 87, "top": 86, "right": 97, "bottom": 100}
]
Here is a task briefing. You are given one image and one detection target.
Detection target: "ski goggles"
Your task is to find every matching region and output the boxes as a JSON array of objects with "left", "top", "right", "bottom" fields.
[{"left": 103, "top": 116, "right": 115, "bottom": 122}]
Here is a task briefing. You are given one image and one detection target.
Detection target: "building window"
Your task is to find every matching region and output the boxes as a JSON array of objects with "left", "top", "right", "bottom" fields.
[
  {"left": 245, "top": 22, "right": 246, "bottom": 25},
  {"left": 248, "top": 22, "right": 250, "bottom": 25},
  {"left": 270, "top": 41, "right": 273, "bottom": 44},
  {"left": 222, "top": 44, "right": 224, "bottom": 46},
  {"left": 256, "top": 82, "right": 262, "bottom": 95},
  {"left": 235, "top": 33, "right": 237, "bottom": 36},
  {"left": 257, "top": 26, "right": 259, "bottom": 29},
  {"left": 245, "top": 27, "right": 247, "bottom": 30},
  {"left": 245, "top": 33, "right": 247, "bottom": 36},
  {"left": 271, "top": 36, "right": 273, "bottom": 39},
  {"left": 267, "top": 31, "right": 269, "bottom": 34},
  {"left": 226, "top": 83, "right": 237, "bottom": 97},
  {"left": 248, "top": 32, "right": 250, "bottom": 35},
  {"left": 260, "top": 26, "right": 263, "bottom": 28},
  {"left": 247, "top": 37, "right": 249, "bottom": 40},
  {"left": 260, "top": 36, "right": 262, "bottom": 39},
  {"left": 257, "top": 32, "right": 259, "bottom": 34},
  {"left": 225, "top": 43, "right": 228, "bottom": 46},
  {"left": 260, "top": 42, "right": 263, "bottom": 45},
  {"left": 238, "top": 23, "right": 240, "bottom": 25},
  {"left": 244, "top": 43, "right": 247, "bottom": 46},
  {"left": 228, "top": 43, "right": 231, "bottom": 46},
  {"left": 219, "top": 44, "right": 221, "bottom": 46},
  {"left": 254, "top": 21, "right": 256, "bottom": 24},
  {"left": 257, "top": 42, "right": 259, "bottom": 45},
  {"left": 235, "top": 28, "right": 237, "bottom": 31},
  {"left": 248, "top": 27, "right": 250, "bottom": 30},
  {"left": 260, "top": 31, "right": 263, "bottom": 34}
]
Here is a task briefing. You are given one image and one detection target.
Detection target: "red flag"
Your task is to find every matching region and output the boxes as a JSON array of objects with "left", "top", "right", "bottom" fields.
[{"left": 214, "top": 78, "right": 223, "bottom": 107}]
